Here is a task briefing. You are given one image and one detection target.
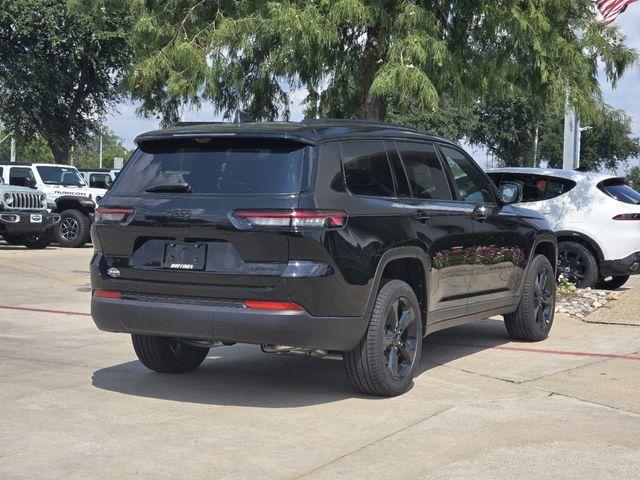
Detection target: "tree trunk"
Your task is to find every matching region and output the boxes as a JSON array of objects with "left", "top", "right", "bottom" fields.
[
  {"left": 48, "top": 138, "right": 71, "bottom": 165},
  {"left": 360, "top": 25, "right": 387, "bottom": 121}
]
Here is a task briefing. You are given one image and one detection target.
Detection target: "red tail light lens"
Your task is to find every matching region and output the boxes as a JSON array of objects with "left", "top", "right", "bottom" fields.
[
  {"left": 93, "top": 289, "right": 122, "bottom": 300},
  {"left": 95, "top": 208, "right": 135, "bottom": 223},
  {"left": 244, "top": 300, "right": 304, "bottom": 311},
  {"left": 613, "top": 213, "right": 640, "bottom": 221},
  {"left": 232, "top": 210, "right": 346, "bottom": 229}
]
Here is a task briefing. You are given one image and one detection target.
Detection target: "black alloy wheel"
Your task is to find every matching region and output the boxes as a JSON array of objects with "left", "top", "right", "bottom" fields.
[
  {"left": 557, "top": 242, "right": 598, "bottom": 289},
  {"left": 383, "top": 297, "right": 419, "bottom": 382},
  {"left": 533, "top": 264, "right": 555, "bottom": 329},
  {"left": 344, "top": 280, "right": 423, "bottom": 396}
]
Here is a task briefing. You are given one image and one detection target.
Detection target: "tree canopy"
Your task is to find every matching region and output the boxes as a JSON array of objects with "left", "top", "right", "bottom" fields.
[
  {"left": 0, "top": 0, "right": 132, "bottom": 164},
  {"left": 128, "top": 0, "right": 636, "bottom": 124}
]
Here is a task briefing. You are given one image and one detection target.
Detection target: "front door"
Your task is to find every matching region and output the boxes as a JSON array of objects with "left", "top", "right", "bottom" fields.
[{"left": 438, "top": 146, "right": 528, "bottom": 311}]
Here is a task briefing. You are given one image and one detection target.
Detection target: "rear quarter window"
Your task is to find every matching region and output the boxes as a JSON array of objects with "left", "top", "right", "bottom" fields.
[
  {"left": 599, "top": 179, "right": 640, "bottom": 205},
  {"left": 341, "top": 140, "right": 395, "bottom": 197},
  {"left": 110, "top": 138, "right": 307, "bottom": 195}
]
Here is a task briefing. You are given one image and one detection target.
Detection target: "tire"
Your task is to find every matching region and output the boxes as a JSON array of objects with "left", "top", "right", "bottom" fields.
[
  {"left": 344, "top": 280, "right": 423, "bottom": 397},
  {"left": 2, "top": 234, "right": 24, "bottom": 245},
  {"left": 505, "top": 255, "right": 556, "bottom": 342},
  {"left": 22, "top": 229, "right": 54, "bottom": 250},
  {"left": 595, "top": 275, "right": 630, "bottom": 291},
  {"left": 132, "top": 335, "right": 210, "bottom": 373},
  {"left": 55, "top": 209, "right": 90, "bottom": 248},
  {"left": 557, "top": 241, "right": 598, "bottom": 289}
]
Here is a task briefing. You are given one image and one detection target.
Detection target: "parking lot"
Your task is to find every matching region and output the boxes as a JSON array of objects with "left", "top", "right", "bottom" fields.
[{"left": 1, "top": 242, "right": 640, "bottom": 479}]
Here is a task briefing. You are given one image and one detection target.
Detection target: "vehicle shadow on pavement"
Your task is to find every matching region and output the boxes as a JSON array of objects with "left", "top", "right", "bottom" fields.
[{"left": 91, "top": 318, "right": 512, "bottom": 407}]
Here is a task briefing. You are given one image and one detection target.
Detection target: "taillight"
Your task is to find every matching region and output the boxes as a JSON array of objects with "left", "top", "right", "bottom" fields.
[
  {"left": 95, "top": 208, "right": 135, "bottom": 223},
  {"left": 613, "top": 213, "right": 640, "bottom": 221},
  {"left": 244, "top": 300, "right": 304, "bottom": 311},
  {"left": 93, "top": 289, "right": 122, "bottom": 300},
  {"left": 232, "top": 210, "right": 346, "bottom": 229}
]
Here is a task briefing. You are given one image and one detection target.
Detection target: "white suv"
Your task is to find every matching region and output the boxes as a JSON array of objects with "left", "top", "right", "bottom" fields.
[
  {"left": 0, "top": 163, "right": 106, "bottom": 247},
  {"left": 488, "top": 168, "right": 640, "bottom": 290}
]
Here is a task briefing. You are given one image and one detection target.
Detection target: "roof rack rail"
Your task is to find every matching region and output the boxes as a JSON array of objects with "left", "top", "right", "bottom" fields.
[
  {"left": 170, "top": 121, "right": 228, "bottom": 128},
  {"left": 300, "top": 118, "right": 418, "bottom": 131}
]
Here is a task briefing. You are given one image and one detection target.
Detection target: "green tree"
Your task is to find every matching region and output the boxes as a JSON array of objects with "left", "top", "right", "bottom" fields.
[
  {"left": 127, "top": 1, "right": 635, "bottom": 124},
  {"left": 0, "top": 0, "right": 132, "bottom": 164},
  {"left": 627, "top": 165, "right": 640, "bottom": 191},
  {"left": 387, "top": 100, "right": 476, "bottom": 141},
  {"left": 0, "top": 130, "right": 54, "bottom": 163},
  {"left": 72, "top": 128, "right": 132, "bottom": 169},
  {"left": 539, "top": 106, "right": 640, "bottom": 171}
]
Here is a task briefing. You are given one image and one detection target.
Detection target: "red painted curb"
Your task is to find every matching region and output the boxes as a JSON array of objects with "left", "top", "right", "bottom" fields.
[{"left": 0, "top": 305, "right": 91, "bottom": 317}]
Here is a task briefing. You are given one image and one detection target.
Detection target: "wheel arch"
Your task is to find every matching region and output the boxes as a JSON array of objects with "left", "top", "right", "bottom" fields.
[
  {"left": 364, "top": 246, "right": 431, "bottom": 331},
  {"left": 556, "top": 230, "right": 604, "bottom": 264},
  {"left": 55, "top": 196, "right": 94, "bottom": 215}
]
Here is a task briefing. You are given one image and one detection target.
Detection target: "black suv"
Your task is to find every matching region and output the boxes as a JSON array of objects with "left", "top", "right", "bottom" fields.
[{"left": 90, "top": 120, "right": 557, "bottom": 396}]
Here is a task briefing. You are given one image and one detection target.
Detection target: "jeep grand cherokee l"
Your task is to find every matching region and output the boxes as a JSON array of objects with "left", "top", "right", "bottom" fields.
[{"left": 90, "top": 120, "right": 557, "bottom": 396}]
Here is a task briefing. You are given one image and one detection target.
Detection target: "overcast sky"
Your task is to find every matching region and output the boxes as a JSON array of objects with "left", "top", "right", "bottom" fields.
[{"left": 106, "top": 7, "right": 640, "bottom": 170}]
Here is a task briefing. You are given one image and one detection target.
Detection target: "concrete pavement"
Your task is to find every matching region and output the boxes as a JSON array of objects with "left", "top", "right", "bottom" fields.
[{"left": 1, "top": 243, "right": 639, "bottom": 479}]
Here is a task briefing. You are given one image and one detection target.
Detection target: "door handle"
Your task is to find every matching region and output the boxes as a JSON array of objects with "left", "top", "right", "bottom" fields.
[
  {"left": 411, "top": 210, "right": 430, "bottom": 222},
  {"left": 471, "top": 206, "right": 488, "bottom": 222}
]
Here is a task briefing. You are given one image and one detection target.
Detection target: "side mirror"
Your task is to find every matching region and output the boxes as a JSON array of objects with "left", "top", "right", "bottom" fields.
[
  {"left": 27, "top": 177, "right": 38, "bottom": 189},
  {"left": 500, "top": 182, "right": 521, "bottom": 204}
]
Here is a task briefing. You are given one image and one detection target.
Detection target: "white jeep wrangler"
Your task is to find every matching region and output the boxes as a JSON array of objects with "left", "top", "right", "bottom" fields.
[{"left": 0, "top": 162, "right": 106, "bottom": 248}]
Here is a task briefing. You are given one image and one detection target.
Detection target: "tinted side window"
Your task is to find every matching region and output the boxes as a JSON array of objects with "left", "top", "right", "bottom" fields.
[
  {"left": 342, "top": 140, "right": 395, "bottom": 197},
  {"left": 600, "top": 179, "right": 640, "bottom": 205},
  {"left": 496, "top": 173, "right": 576, "bottom": 202},
  {"left": 384, "top": 142, "right": 411, "bottom": 197},
  {"left": 396, "top": 142, "right": 452, "bottom": 200},
  {"left": 544, "top": 177, "right": 576, "bottom": 200},
  {"left": 9, "top": 167, "right": 35, "bottom": 187},
  {"left": 439, "top": 146, "right": 494, "bottom": 203},
  {"left": 90, "top": 173, "right": 112, "bottom": 189}
]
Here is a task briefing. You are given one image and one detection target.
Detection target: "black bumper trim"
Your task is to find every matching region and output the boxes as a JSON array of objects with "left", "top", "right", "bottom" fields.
[
  {"left": 600, "top": 252, "right": 640, "bottom": 277},
  {"left": 91, "top": 297, "right": 369, "bottom": 351},
  {"left": 0, "top": 211, "right": 60, "bottom": 234}
]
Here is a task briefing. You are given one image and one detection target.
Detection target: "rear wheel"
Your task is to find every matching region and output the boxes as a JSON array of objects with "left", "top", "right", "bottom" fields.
[
  {"left": 505, "top": 255, "right": 556, "bottom": 342},
  {"left": 595, "top": 275, "right": 630, "bottom": 291},
  {"left": 344, "top": 280, "right": 422, "bottom": 397},
  {"left": 23, "top": 230, "right": 54, "bottom": 249},
  {"left": 558, "top": 241, "right": 598, "bottom": 289},
  {"left": 56, "top": 209, "right": 90, "bottom": 248},
  {"left": 132, "top": 335, "right": 210, "bottom": 373}
]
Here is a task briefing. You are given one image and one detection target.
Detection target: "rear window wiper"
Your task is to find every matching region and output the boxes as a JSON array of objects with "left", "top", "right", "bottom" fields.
[{"left": 145, "top": 183, "right": 192, "bottom": 193}]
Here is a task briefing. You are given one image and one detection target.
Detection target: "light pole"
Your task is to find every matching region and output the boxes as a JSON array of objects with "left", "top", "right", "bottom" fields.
[
  {"left": 99, "top": 134, "right": 103, "bottom": 168},
  {"left": 0, "top": 132, "right": 16, "bottom": 162}
]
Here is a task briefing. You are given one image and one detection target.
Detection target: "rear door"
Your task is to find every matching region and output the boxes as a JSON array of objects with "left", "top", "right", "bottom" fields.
[{"left": 95, "top": 137, "right": 308, "bottom": 293}]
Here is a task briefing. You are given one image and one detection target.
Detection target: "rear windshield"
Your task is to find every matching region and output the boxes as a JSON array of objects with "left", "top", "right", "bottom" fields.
[
  {"left": 599, "top": 179, "right": 640, "bottom": 205},
  {"left": 111, "top": 138, "right": 306, "bottom": 195}
]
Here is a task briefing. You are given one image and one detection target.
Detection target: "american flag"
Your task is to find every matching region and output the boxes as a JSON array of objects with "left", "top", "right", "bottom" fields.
[{"left": 595, "top": 0, "right": 638, "bottom": 24}]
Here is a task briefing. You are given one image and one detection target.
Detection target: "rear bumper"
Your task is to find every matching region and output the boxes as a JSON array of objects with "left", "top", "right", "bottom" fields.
[
  {"left": 91, "top": 296, "right": 369, "bottom": 352},
  {"left": 0, "top": 211, "right": 60, "bottom": 234},
  {"left": 600, "top": 252, "right": 640, "bottom": 277}
]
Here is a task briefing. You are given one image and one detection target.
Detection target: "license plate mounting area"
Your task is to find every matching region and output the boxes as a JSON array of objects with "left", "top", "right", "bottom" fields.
[{"left": 163, "top": 243, "right": 207, "bottom": 271}]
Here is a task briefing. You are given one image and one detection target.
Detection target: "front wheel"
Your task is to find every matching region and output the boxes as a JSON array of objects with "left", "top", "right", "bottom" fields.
[
  {"left": 23, "top": 230, "right": 54, "bottom": 249},
  {"left": 55, "top": 209, "right": 90, "bottom": 248},
  {"left": 2, "top": 234, "right": 24, "bottom": 245},
  {"left": 132, "top": 335, "right": 210, "bottom": 373},
  {"left": 505, "top": 255, "right": 556, "bottom": 342},
  {"left": 595, "top": 275, "right": 630, "bottom": 291},
  {"left": 344, "top": 280, "right": 423, "bottom": 397}
]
